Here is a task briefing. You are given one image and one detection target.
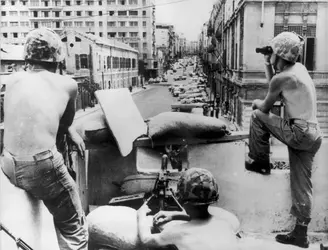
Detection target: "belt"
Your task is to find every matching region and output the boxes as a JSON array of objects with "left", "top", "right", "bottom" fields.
[
  {"left": 289, "top": 119, "right": 318, "bottom": 128},
  {"left": 3, "top": 145, "right": 57, "bottom": 162}
]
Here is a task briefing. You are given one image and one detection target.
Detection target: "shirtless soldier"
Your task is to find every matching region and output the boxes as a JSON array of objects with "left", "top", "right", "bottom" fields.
[
  {"left": 245, "top": 32, "right": 322, "bottom": 248},
  {"left": 1, "top": 28, "right": 88, "bottom": 249},
  {"left": 137, "top": 168, "right": 241, "bottom": 250}
]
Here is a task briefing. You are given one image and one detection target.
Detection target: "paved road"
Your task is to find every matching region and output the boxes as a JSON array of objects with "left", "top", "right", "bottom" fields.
[{"left": 132, "top": 66, "right": 193, "bottom": 120}]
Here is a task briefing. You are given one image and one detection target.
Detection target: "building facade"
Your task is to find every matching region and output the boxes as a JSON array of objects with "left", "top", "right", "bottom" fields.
[
  {"left": 61, "top": 29, "right": 139, "bottom": 89},
  {"left": 204, "top": 0, "right": 328, "bottom": 135},
  {"left": 0, "top": 0, "right": 155, "bottom": 73}
]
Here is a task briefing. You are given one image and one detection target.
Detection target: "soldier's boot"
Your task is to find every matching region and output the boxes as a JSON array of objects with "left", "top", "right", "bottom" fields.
[{"left": 275, "top": 224, "right": 309, "bottom": 248}]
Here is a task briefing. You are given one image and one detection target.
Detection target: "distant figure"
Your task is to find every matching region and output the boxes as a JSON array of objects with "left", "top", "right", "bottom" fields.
[
  {"left": 245, "top": 32, "right": 322, "bottom": 248},
  {"left": 1, "top": 28, "right": 88, "bottom": 249}
]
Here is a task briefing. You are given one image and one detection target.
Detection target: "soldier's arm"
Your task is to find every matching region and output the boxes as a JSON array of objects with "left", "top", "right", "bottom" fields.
[
  {"left": 59, "top": 78, "right": 78, "bottom": 131},
  {"left": 59, "top": 78, "right": 85, "bottom": 158},
  {"left": 137, "top": 204, "right": 179, "bottom": 247},
  {"left": 253, "top": 74, "right": 289, "bottom": 113}
]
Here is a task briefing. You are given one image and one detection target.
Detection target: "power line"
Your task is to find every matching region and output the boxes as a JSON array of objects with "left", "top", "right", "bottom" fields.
[{"left": 59, "top": 0, "right": 189, "bottom": 21}]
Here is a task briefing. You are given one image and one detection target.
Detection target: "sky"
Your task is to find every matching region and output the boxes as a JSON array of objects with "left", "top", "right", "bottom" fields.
[{"left": 155, "top": 0, "right": 216, "bottom": 41}]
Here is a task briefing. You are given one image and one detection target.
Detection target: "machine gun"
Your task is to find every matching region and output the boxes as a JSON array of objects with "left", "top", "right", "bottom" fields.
[
  {"left": 0, "top": 223, "right": 33, "bottom": 250},
  {"left": 145, "top": 154, "right": 185, "bottom": 215}
]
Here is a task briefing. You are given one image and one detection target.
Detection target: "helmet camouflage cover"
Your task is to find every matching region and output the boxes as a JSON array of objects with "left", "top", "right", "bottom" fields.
[
  {"left": 23, "top": 28, "right": 65, "bottom": 62},
  {"left": 270, "top": 31, "right": 304, "bottom": 63},
  {"left": 176, "top": 168, "right": 219, "bottom": 205}
]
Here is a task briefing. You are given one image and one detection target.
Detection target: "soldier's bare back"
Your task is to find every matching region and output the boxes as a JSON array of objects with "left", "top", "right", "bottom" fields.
[{"left": 3, "top": 70, "right": 77, "bottom": 155}]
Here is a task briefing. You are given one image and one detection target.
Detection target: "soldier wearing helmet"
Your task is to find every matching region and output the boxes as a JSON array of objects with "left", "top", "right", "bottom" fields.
[
  {"left": 1, "top": 28, "right": 88, "bottom": 249},
  {"left": 137, "top": 168, "right": 241, "bottom": 250},
  {"left": 245, "top": 31, "right": 322, "bottom": 248}
]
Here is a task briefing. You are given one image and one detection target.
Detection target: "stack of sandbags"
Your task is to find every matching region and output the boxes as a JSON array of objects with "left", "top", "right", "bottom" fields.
[
  {"left": 146, "top": 112, "right": 228, "bottom": 140},
  {"left": 87, "top": 206, "right": 141, "bottom": 250}
]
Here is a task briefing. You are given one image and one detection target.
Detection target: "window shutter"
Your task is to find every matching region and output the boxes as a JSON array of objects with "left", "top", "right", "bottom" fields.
[
  {"left": 75, "top": 54, "right": 80, "bottom": 70},
  {"left": 304, "top": 37, "right": 315, "bottom": 71}
]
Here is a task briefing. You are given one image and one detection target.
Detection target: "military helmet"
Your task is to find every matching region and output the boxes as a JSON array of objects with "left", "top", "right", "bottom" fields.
[
  {"left": 270, "top": 31, "right": 304, "bottom": 63},
  {"left": 176, "top": 168, "right": 219, "bottom": 206},
  {"left": 23, "top": 28, "right": 65, "bottom": 62}
]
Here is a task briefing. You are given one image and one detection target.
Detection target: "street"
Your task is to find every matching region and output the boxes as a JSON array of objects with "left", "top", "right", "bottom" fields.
[{"left": 132, "top": 67, "right": 192, "bottom": 120}]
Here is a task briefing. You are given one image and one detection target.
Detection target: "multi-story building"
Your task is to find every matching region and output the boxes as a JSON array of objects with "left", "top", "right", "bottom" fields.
[
  {"left": 0, "top": 0, "right": 156, "bottom": 76},
  {"left": 204, "top": 0, "right": 328, "bottom": 135},
  {"left": 61, "top": 29, "right": 139, "bottom": 89},
  {"left": 178, "top": 34, "right": 187, "bottom": 57}
]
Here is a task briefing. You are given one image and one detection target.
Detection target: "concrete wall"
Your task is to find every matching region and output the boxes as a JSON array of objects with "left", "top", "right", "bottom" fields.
[
  {"left": 243, "top": 2, "right": 275, "bottom": 71},
  {"left": 315, "top": 3, "right": 328, "bottom": 72}
]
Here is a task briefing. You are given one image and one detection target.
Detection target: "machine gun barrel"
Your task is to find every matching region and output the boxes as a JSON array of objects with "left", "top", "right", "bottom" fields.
[{"left": 0, "top": 223, "right": 33, "bottom": 250}]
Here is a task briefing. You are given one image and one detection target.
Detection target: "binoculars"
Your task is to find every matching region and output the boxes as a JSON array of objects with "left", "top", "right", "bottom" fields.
[{"left": 255, "top": 46, "right": 273, "bottom": 55}]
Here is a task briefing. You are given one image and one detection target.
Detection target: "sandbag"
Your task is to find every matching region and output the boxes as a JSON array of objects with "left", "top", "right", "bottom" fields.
[
  {"left": 72, "top": 108, "right": 114, "bottom": 144},
  {"left": 146, "top": 112, "right": 228, "bottom": 139},
  {"left": 87, "top": 206, "right": 139, "bottom": 250}
]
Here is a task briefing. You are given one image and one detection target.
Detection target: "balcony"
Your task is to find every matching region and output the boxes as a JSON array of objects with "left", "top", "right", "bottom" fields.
[{"left": 28, "top": 4, "right": 63, "bottom": 10}]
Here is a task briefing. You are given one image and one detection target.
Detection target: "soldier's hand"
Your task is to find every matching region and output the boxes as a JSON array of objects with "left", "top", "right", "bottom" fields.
[
  {"left": 68, "top": 127, "right": 85, "bottom": 159},
  {"left": 153, "top": 211, "right": 174, "bottom": 226}
]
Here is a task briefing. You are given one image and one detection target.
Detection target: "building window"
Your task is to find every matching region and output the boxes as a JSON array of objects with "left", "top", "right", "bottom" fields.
[
  {"left": 130, "top": 32, "right": 138, "bottom": 37},
  {"left": 143, "top": 32, "right": 146, "bottom": 38},
  {"left": 9, "top": 11, "right": 18, "bottom": 16},
  {"left": 75, "top": 21, "right": 83, "bottom": 27},
  {"left": 3, "top": 33, "right": 8, "bottom": 38},
  {"left": 107, "top": 0, "right": 115, "bottom": 4},
  {"left": 10, "top": 21, "right": 19, "bottom": 26},
  {"left": 33, "top": 11, "right": 38, "bottom": 17},
  {"left": 20, "top": 11, "right": 29, "bottom": 16},
  {"left": 13, "top": 32, "right": 18, "bottom": 38},
  {"left": 119, "top": 21, "right": 126, "bottom": 27},
  {"left": 1, "top": 22, "right": 7, "bottom": 27},
  {"left": 107, "top": 21, "right": 115, "bottom": 27},
  {"left": 142, "top": 10, "right": 146, "bottom": 16},
  {"left": 129, "top": 0, "right": 137, "bottom": 4},
  {"left": 64, "top": 21, "right": 72, "bottom": 27},
  {"left": 143, "top": 53, "right": 147, "bottom": 59},
  {"left": 99, "top": 32, "right": 103, "bottom": 37},
  {"left": 41, "top": 21, "right": 52, "bottom": 28},
  {"left": 87, "top": 0, "right": 94, "bottom": 5},
  {"left": 76, "top": 11, "right": 81, "bottom": 16},
  {"left": 99, "top": 21, "right": 103, "bottom": 27},
  {"left": 44, "top": 1, "right": 48, "bottom": 6},
  {"left": 142, "top": 0, "right": 146, "bottom": 5},
  {"left": 43, "top": 11, "right": 49, "bottom": 17},
  {"left": 76, "top": 0, "right": 81, "bottom": 4},
  {"left": 143, "top": 21, "right": 146, "bottom": 27},
  {"left": 20, "top": 21, "right": 29, "bottom": 27},
  {"left": 65, "top": 11, "right": 71, "bottom": 16},
  {"left": 129, "top": 10, "right": 138, "bottom": 16},
  {"left": 108, "top": 32, "right": 116, "bottom": 37},
  {"left": 143, "top": 42, "right": 147, "bottom": 49},
  {"left": 99, "top": 11, "right": 102, "bottom": 16},
  {"left": 118, "top": 11, "right": 127, "bottom": 16},
  {"left": 75, "top": 54, "right": 80, "bottom": 70},
  {"left": 118, "top": 32, "right": 126, "bottom": 37},
  {"left": 1, "top": 1, "right": 5, "bottom": 5},
  {"left": 65, "top": 0, "right": 70, "bottom": 5},
  {"left": 55, "top": 21, "right": 60, "bottom": 28},
  {"left": 80, "top": 54, "right": 89, "bottom": 69},
  {"left": 119, "top": 0, "right": 125, "bottom": 4},
  {"left": 107, "top": 56, "right": 111, "bottom": 69},
  {"left": 132, "top": 58, "right": 136, "bottom": 68},
  {"left": 1, "top": 11, "right": 5, "bottom": 16},
  {"left": 21, "top": 0, "right": 27, "bottom": 5},
  {"left": 87, "top": 11, "right": 93, "bottom": 16},
  {"left": 86, "top": 21, "right": 94, "bottom": 27},
  {"left": 129, "top": 21, "right": 138, "bottom": 27},
  {"left": 33, "top": 22, "right": 39, "bottom": 28},
  {"left": 129, "top": 43, "right": 138, "bottom": 49},
  {"left": 11, "top": 0, "right": 15, "bottom": 5},
  {"left": 108, "top": 11, "right": 115, "bottom": 16},
  {"left": 98, "top": 0, "right": 102, "bottom": 4},
  {"left": 54, "top": 11, "right": 60, "bottom": 17}
]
